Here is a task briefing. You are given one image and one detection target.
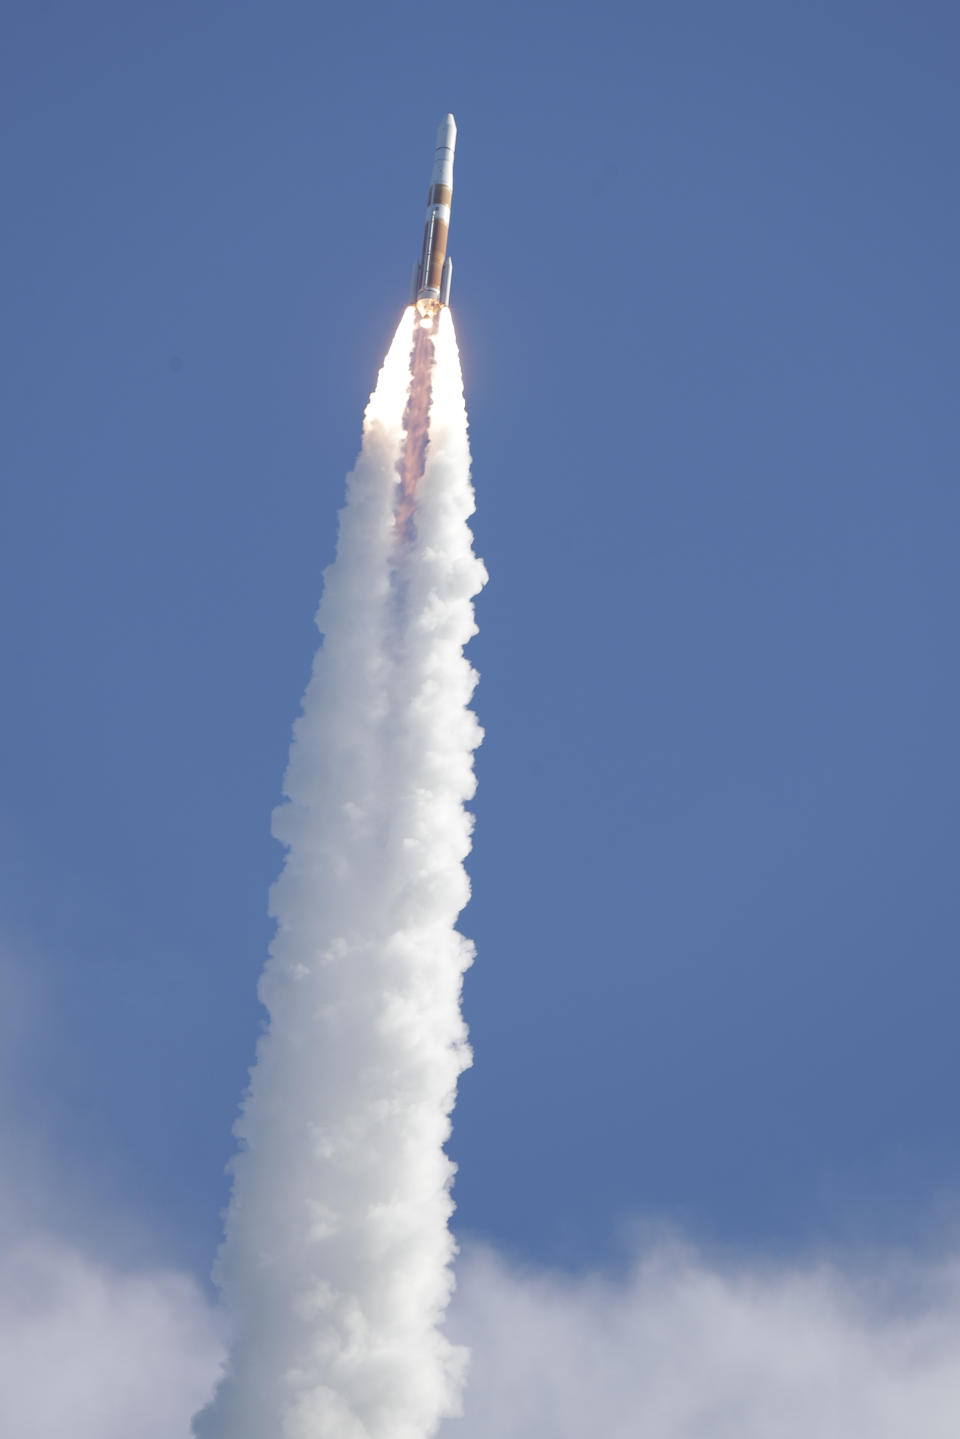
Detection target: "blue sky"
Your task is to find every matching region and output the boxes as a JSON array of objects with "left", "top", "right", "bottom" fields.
[{"left": 2, "top": 0, "right": 958, "bottom": 1303}]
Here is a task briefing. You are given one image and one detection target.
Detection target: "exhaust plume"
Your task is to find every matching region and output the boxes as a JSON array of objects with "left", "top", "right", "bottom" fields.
[{"left": 194, "top": 308, "right": 486, "bottom": 1439}]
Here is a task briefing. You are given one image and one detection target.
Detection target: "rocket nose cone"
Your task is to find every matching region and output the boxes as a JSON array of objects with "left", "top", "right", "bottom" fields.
[{"left": 436, "top": 113, "right": 457, "bottom": 147}]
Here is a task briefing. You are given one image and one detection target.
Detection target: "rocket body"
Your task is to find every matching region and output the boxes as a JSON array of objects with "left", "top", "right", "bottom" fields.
[{"left": 412, "top": 114, "right": 456, "bottom": 313}]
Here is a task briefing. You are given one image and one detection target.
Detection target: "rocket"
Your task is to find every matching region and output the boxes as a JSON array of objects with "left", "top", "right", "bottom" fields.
[{"left": 410, "top": 114, "right": 456, "bottom": 314}]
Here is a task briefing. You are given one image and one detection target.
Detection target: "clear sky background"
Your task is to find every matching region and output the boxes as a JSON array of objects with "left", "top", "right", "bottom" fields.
[{"left": 2, "top": 0, "right": 958, "bottom": 1313}]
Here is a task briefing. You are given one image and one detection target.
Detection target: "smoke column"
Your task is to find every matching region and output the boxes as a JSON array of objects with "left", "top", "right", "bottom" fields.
[{"left": 194, "top": 308, "right": 486, "bottom": 1439}]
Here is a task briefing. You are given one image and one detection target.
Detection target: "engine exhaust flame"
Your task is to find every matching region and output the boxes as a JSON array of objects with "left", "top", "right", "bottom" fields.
[{"left": 395, "top": 308, "right": 437, "bottom": 543}]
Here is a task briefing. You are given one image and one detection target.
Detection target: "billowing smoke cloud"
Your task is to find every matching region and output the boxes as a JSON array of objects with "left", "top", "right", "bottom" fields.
[
  {"left": 194, "top": 309, "right": 486, "bottom": 1438},
  {"left": 7, "top": 1227, "right": 960, "bottom": 1438}
]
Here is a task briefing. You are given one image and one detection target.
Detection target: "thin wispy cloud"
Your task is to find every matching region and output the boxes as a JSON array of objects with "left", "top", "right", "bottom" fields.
[{"left": 448, "top": 1240, "right": 960, "bottom": 1438}]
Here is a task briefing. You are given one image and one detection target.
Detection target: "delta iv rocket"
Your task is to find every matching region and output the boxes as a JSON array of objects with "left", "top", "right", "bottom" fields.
[{"left": 410, "top": 114, "right": 456, "bottom": 314}]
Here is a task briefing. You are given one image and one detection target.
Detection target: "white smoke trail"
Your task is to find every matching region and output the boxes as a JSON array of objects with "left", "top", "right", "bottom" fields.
[{"left": 194, "top": 308, "right": 486, "bottom": 1439}]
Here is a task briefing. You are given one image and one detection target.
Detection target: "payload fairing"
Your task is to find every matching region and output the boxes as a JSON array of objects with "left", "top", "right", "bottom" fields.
[{"left": 411, "top": 114, "right": 456, "bottom": 314}]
